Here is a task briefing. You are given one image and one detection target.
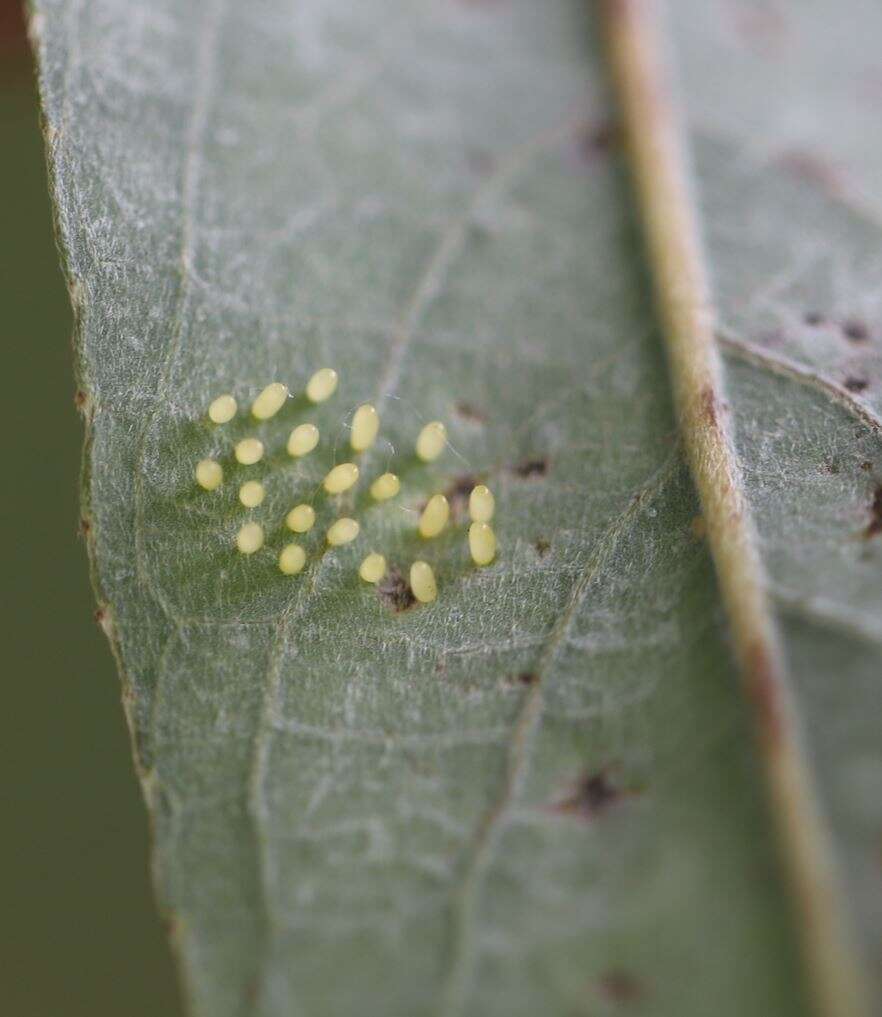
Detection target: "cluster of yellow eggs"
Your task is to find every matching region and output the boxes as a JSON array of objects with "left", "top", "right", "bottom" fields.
[{"left": 194, "top": 369, "right": 497, "bottom": 604}]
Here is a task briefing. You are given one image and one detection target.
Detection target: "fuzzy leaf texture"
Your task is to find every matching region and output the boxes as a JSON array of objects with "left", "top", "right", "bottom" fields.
[{"left": 31, "top": 1, "right": 882, "bottom": 1015}]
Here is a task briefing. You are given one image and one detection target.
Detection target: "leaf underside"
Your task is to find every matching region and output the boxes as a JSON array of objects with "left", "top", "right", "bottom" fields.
[{"left": 32, "top": 1, "right": 882, "bottom": 1015}]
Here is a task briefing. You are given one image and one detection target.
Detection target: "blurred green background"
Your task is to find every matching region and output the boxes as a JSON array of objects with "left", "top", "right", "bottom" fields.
[{"left": 1, "top": 5, "right": 181, "bottom": 1013}]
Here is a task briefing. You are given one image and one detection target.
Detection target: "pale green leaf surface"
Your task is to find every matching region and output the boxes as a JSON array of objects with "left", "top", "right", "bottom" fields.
[{"left": 31, "top": 1, "right": 880, "bottom": 1015}]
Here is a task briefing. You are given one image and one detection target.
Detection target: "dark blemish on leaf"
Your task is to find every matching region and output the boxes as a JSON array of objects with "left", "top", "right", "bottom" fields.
[
  {"left": 466, "top": 149, "right": 496, "bottom": 176},
  {"left": 690, "top": 515, "right": 706, "bottom": 540},
  {"left": 517, "top": 671, "right": 539, "bottom": 686},
  {"left": 455, "top": 401, "right": 486, "bottom": 424},
  {"left": 445, "top": 473, "right": 478, "bottom": 520},
  {"left": 860, "top": 461, "right": 873, "bottom": 472},
  {"left": 803, "top": 311, "right": 825, "bottom": 326},
  {"left": 778, "top": 150, "right": 845, "bottom": 198},
  {"left": 377, "top": 566, "right": 417, "bottom": 612},
  {"left": 78, "top": 516, "right": 91, "bottom": 537},
  {"left": 602, "top": 0, "right": 633, "bottom": 21},
  {"left": 864, "top": 486, "right": 882, "bottom": 539},
  {"left": 843, "top": 319, "right": 870, "bottom": 342},
  {"left": 572, "top": 119, "right": 620, "bottom": 165},
  {"left": 731, "top": 4, "right": 788, "bottom": 55},
  {"left": 824, "top": 459, "right": 840, "bottom": 475},
  {"left": 746, "top": 641, "right": 782, "bottom": 744},
  {"left": 534, "top": 538, "right": 550, "bottom": 557},
  {"left": 513, "top": 457, "right": 548, "bottom": 478},
  {"left": 74, "top": 389, "right": 88, "bottom": 412},
  {"left": 845, "top": 377, "right": 869, "bottom": 393},
  {"left": 94, "top": 606, "right": 115, "bottom": 641},
  {"left": 597, "top": 970, "right": 646, "bottom": 1004},
  {"left": 244, "top": 977, "right": 260, "bottom": 1006},
  {"left": 700, "top": 385, "right": 717, "bottom": 426},
  {"left": 550, "top": 769, "right": 630, "bottom": 821},
  {"left": 467, "top": 219, "right": 491, "bottom": 242},
  {"left": 758, "top": 327, "right": 786, "bottom": 349}
]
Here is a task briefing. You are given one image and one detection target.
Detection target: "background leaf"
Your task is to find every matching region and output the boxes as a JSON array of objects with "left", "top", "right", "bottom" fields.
[{"left": 30, "top": 1, "right": 881, "bottom": 1015}]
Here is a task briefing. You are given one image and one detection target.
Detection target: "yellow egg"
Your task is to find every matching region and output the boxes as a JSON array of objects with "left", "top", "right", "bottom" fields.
[
  {"left": 207, "top": 394, "right": 237, "bottom": 424},
  {"left": 415, "top": 421, "right": 446, "bottom": 462},
  {"left": 418, "top": 494, "right": 450, "bottom": 538},
  {"left": 370, "top": 472, "right": 400, "bottom": 501},
  {"left": 238, "top": 480, "right": 265, "bottom": 508},
  {"left": 306, "top": 367, "right": 338, "bottom": 403},
  {"left": 195, "top": 458, "right": 223, "bottom": 491},
  {"left": 324, "top": 462, "right": 359, "bottom": 495},
  {"left": 468, "top": 484, "right": 494, "bottom": 523},
  {"left": 468, "top": 522, "right": 496, "bottom": 566},
  {"left": 358, "top": 552, "right": 386, "bottom": 584},
  {"left": 286, "top": 504, "right": 315, "bottom": 533},
  {"left": 234, "top": 437, "right": 264, "bottom": 465},
  {"left": 251, "top": 382, "right": 288, "bottom": 420},
  {"left": 350, "top": 403, "right": 380, "bottom": 452},
  {"left": 410, "top": 561, "right": 437, "bottom": 603},
  {"left": 236, "top": 522, "right": 264, "bottom": 554},
  {"left": 326, "top": 518, "right": 360, "bottom": 546},
  {"left": 287, "top": 423, "right": 319, "bottom": 457},
  {"left": 278, "top": 543, "right": 306, "bottom": 575}
]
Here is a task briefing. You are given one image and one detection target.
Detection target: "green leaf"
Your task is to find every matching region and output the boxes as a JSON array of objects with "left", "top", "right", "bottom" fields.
[{"left": 31, "top": 1, "right": 881, "bottom": 1015}]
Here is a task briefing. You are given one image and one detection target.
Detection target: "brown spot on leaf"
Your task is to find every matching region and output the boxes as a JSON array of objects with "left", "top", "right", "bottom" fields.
[
  {"left": 690, "top": 515, "right": 706, "bottom": 540},
  {"left": 843, "top": 319, "right": 870, "bottom": 343},
  {"left": 516, "top": 671, "right": 538, "bottom": 687},
  {"left": 865, "top": 486, "right": 882, "bottom": 538},
  {"left": 454, "top": 401, "right": 486, "bottom": 424},
  {"left": 778, "top": 149, "right": 846, "bottom": 199},
  {"left": 844, "top": 377, "right": 869, "bottom": 393},
  {"left": 860, "top": 460, "right": 873, "bottom": 472},
  {"left": 78, "top": 516, "right": 91, "bottom": 537},
  {"left": 572, "top": 119, "right": 620, "bottom": 165},
  {"left": 466, "top": 148, "right": 496, "bottom": 176},
  {"left": 377, "top": 566, "right": 417, "bottom": 612},
  {"left": 513, "top": 457, "right": 548, "bottom": 478},
  {"left": 731, "top": 3, "right": 788, "bottom": 55},
  {"left": 601, "top": 0, "right": 635, "bottom": 22},
  {"left": 244, "top": 976, "right": 260, "bottom": 1006},
  {"left": 824, "top": 458, "right": 840, "bottom": 475},
  {"left": 74, "top": 389, "right": 88, "bottom": 412},
  {"left": 745, "top": 642, "right": 782, "bottom": 745},
  {"left": 700, "top": 385, "right": 717, "bottom": 427},
  {"left": 597, "top": 969, "right": 646, "bottom": 1004},
  {"left": 550, "top": 769, "right": 630, "bottom": 820},
  {"left": 534, "top": 538, "right": 550, "bottom": 557}
]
